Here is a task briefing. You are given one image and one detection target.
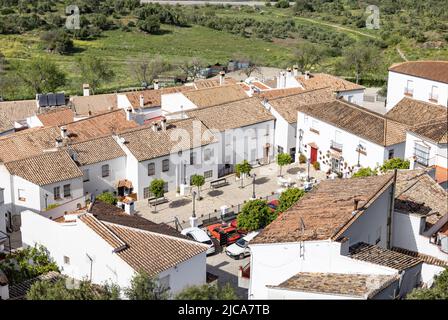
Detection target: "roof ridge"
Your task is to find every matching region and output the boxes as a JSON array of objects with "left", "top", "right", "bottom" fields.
[
  {"left": 187, "top": 95, "right": 257, "bottom": 112},
  {"left": 60, "top": 109, "right": 124, "bottom": 127},
  {"left": 268, "top": 86, "right": 333, "bottom": 102},
  {"left": 4, "top": 148, "right": 69, "bottom": 164}
]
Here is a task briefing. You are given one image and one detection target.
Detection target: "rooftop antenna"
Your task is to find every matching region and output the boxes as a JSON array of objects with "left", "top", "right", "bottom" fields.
[{"left": 299, "top": 217, "right": 305, "bottom": 258}]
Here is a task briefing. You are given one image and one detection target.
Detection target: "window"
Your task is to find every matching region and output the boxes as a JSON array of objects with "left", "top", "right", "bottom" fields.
[
  {"left": 348, "top": 95, "right": 353, "bottom": 103},
  {"left": 63, "top": 184, "right": 71, "bottom": 198},
  {"left": 0, "top": 188, "right": 4, "bottom": 205},
  {"left": 388, "top": 149, "right": 394, "bottom": 159},
  {"left": 159, "top": 275, "right": 170, "bottom": 291},
  {"left": 190, "top": 152, "right": 196, "bottom": 165},
  {"left": 163, "top": 182, "right": 168, "bottom": 193},
  {"left": 63, "top": 256, "right": 70, "bottom": 265},
  {"left": 414, "top": 143, "right": 430, "bottom": 166},
  {"left": 250, "top": 149, "right": 257, "bottom": 162},
  {"left": 101, "top": 164, "right": 110, "bottom": 178},
  {"left": 83, "top": 169, "right": 89, "bottom": 182},
  {"left": 405, "top": 80, "right": 414, "bottom": 96},
  {"left": 310, "top": 120, "right": 319, "bottom": 134},
  {"left": 204, "top": 148, "right": 213, "bottom": 162},
  {"left": 54, "top": 186, "right": 61, "bottom": 200},
  {"left": 277, "top": 146, "right": 284, "bottom": 154},
  {"left": 430, "top": 85, "right": 439, "bottom": 101},
  {"left": 162, "top": 159, "right": 169, "bottom": 172},
  {"left": 204, "top": 170, "right": 213, "bottom": 179},
  {"left": 143, "top": 187, "right": 151, "bottom": 199},
  {"left": 147, "top": 162, "right": 155, "bottom": 176},
  {"left": 18, "top": 189, "right": 26, "bottom": 202}
]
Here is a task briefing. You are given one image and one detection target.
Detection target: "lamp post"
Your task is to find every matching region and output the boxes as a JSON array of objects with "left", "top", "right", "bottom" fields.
[
  {"left": 252, "top": 173, "right": 257, "bottom": 199},
  {"left": 45, "top": 193, "right": 48, "bottom": 210},
  {"left": 298, "top": 129, "right": 304, "bottom": 154},
  {"left": 307, "top": 159, "right": 310, "bottom": 182},
  {"left": 356, "top": 144, "right": 364, "bottom": 167},
  {"left": 192, "top": 191, "right": 196, "bottom": 218}
]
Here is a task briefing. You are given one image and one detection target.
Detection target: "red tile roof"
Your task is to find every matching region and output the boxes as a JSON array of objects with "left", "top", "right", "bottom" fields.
[{"left": 389, "top": 61, "right": 448, "bottom": 84}]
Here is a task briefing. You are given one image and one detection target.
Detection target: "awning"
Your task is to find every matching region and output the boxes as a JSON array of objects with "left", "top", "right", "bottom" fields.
[
  {"left": 308, "top": 142, "right": 318, "bottom": 149},
  {"left": 118, "top": 179, "right": 133, "bottom": 189}
]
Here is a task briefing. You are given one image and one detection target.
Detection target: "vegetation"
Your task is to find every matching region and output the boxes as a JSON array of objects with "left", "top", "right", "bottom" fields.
[
  {"left": 124, "top": 271, "right": 170, "bottom": 300},
  {"left": 27, "top": 278, "right": 121, "bottom": 300},
  {"left": 77, "top": 55, "right": 115, "bottom": 94},
  {"left": 277, "top": 187, "right": 305, "bottom": 213},
  {"left": 175, "top": 283, "right": 238, "bottom": 300},
  {"left": 276, "top": 153, "right": 292, "bottom": 176},
  {"left": 298, "top": 153, "right": 307, "bottom": 164},
  {"left": 96, "top": 192, "right": 117, "bottom": 205},
  {"left": 45, "top": 203, "right": 60, "bottom": 211},
  {"left": 352, "top": 167, "right": 377, "bottom": 178},
  {"left": 235, "top": 160, "right": 252, "bottom": 188},
  {"left": 190, "top": 174, "right": 205, "bottom": 200},
  {"left": 380, "top": 158, "right": 410, "bottom": 172},
  {"left": 407, "top": 268, "right": 448, "bottom": 300},
  {"left": 150, "top": 179, "right": 165, "bottom": 198},
  {"left": 0, "top": 245, "right": 59, "bottom": 285},
  {"left": 237, "top": 199, "right": 277, "bottom": 231},
  {"left": 312, "top": 161, "right": 320, "bottom": 171}
]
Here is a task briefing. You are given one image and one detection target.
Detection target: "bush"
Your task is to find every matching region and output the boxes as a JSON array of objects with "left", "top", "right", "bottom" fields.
[
  {"left": 176, "top": 283, "right": 238, "bottom": 300},
  {"left": 380, "top": 158, "right": 410, "bottom": 172},
  {"left": 45, "top": 203, "right": 60, "bottom": 211},
  {"left": 298, "top": 153, "right": 307, "bottom": 164},
  {"left": 96, "top": 192, "right": 117, "bottom": 205},
  {"left": 275, "top": 0, "right": 290, "bottom": 8},
  {"left": 407, "top": 268, "right": 448, "bottom": 300},
  {"left": 137, "top": 16, "right": 161, "bottom": 34},
  {"left": 352, "top": 167, "right": 377, "bottom": 178},
  {"left": 278, "top": 188, "right": 305, "bottom": 212},
  {"left": 237, "top": 199, "right": 277, "bottom": 231},
  {"left": 312, "top": 161, "right": 320, "bottom": 170},
  {"left": 150, "top": 179, "right": 165, "bottom": 198}
]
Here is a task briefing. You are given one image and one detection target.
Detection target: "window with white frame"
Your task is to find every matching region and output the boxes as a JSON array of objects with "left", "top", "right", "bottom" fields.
[
  {"left": 204, "top": 170, "right": 213, "bottom": 179},
  {"left": 414, "top": 143, "right": 430, "bottom": 166},
  {"left": 163, "top": 182, "right": 168, "bottom": 193},
  {"left": 430, "top": 85, "right": 439, "bottom": 101},
  {"left": 83, "top": 169, "right": 90, "bottom": 182},
  {"left": 18, "top": 189, "right": 26, "bottom": 201},
  {"left": 54, "top": 186, "right": 61, "bottom": 200},
  {"left": 204, "top": 148, "right": 213, "bottom": 161},
  {"left": 162, "top": 159, "right": 169, "bottom": 172},
  {"left": 405, "top": 80, "right": 414, "bottom": 95},
  {"left": 190, "top": 151, "right": 196, "bottom": 165},
  {"left": 0, "top": 188, "right": 4, "bottom": 205},
  {"left": 101, "top": 164, "right": 110, "bottom": 177},
  {"left": 147, "top": 162, "right": 155, "bottom": 176},
  {"left": 348, "top": 95, "right": 353, "bottom": 103},
  {"left": 63, "top": 184, "right": 71, "bottom": 198},
  {"left": 63, "top": 256, "right": 70, "bottom": 265},
  {"left": 143, "top": 187, "right": 151, "bottom": 199},
  {"left": 159, "top": 275, "right": 170, "bottom": 291}
]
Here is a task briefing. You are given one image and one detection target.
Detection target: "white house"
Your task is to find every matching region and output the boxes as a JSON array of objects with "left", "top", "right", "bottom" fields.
[
  {"left": 247, "top": 174, "right": 424, "bottom": 300},
  {"left": 296, "top": 99, "right": 409, "bottom": 174},
  {"left": 186, "top": 97, "right": 276, "bottom": 177},
  {"left": 386, "top": 61, "right": 448, "bottom": 110},
  {"left": 21, "top": 207, "right": 208, "bottom": 296}
]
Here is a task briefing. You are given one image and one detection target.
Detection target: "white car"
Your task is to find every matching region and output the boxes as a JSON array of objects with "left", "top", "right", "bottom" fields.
[
  {"left": 225, "top": 231, "right": 259, "bottom": 259},
  {"left": 181, "top": 227, "right": 215, "bottom": 255}
]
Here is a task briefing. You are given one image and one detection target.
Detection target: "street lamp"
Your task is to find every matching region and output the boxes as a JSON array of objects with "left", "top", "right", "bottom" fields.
[
  {"left": 45, "top": 193, "right": 48, "bottom": 209},
  {"left": 307, "top": 159, "right": 310, "bottom": 182},
  {"left": 252, "top": 173, "right": 257, "bottom": 199},
  {"left": 298, "top": 129, "right": 304, "bottom": 154},
  {"left": 192, "top": 191, "right": 196, "bottom": 218}
]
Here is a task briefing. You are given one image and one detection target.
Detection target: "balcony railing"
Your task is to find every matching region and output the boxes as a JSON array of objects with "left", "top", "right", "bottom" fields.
[
  {"left": 404, "top": 88, "right": 414, "bottom": 96},
  {"left": 429, "top": 93, "right": 439, "bottom": 102},
  {"left": 330, "top": 140, "right": 343, "bottom": 152}
]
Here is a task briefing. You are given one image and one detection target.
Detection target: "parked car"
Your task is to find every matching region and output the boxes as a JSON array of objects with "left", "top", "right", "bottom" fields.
[
  {"left": 181, "top": 227, "right": 215, "bottom": 255},
  {"left": 267, "top": 199, "right": 280, "bottom": 212},
  {"left": 226, "top": 231, "right": 260, "bottom": 259},
  {"left": 206, "top": 222, "right": 242, "bottom": 246},
  {"left": 229, "top": 219, "right": 248, "bottom": 235}
]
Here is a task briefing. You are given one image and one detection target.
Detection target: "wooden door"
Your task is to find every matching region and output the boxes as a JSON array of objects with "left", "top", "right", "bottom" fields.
[{"left": 310, "top": 147, "right": 318, "bottom": 163}]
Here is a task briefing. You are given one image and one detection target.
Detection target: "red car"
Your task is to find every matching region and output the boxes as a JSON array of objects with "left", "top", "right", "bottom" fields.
[
  {"left": 230, "top": 219, "right": 247, "bottom": 235},
  {"left": 207, "top": 222, "right": 242, "bottom": 245},
  {"left": 267, "top": 199, "right": 280, "bottom": 212}
]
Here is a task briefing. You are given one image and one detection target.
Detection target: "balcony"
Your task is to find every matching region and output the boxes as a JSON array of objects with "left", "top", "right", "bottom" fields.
[
  {"left": 404, "top": 88, "right": 414, "bottom": 97},
  {"left": 330, "top": 140, "right": 343, "bottom": 152},
  {"left": 429, "top": 93, "right": 439, "bottom": 103}
]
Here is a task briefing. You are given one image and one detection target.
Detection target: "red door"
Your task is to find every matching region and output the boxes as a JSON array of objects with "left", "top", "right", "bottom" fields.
[{"left": 310, "top": 147, "right": 318, "bottom": 163}]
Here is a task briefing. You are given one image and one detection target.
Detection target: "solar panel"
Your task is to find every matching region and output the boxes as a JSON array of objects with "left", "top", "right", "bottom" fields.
[
  {"left": 56, "top": 93, "right": 65, "bottom": 106},
  {"left": 38, "top": 94, "right": 48, "bottom": 107},
  {"left": 47, "top": 93, "right": 56, "bottom": 106}
]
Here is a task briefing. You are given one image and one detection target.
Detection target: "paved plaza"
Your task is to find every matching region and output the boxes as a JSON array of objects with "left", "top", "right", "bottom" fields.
[{"left": 135, "top": 162, "right": 326, "bottom": 226}]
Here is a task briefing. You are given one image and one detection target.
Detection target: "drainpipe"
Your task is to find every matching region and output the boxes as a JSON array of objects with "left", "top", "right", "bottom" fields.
[{"left": 387, "top": 169, "right": 397, "bottom": 249}]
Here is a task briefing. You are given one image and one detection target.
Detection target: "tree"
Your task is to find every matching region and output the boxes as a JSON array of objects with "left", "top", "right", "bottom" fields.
[
  {"left": 352, "top": 167, "right": 377, "bottom": 178},
  {"left": 129, "top": 55, "right": 171, "bottom": 88},
  {"left": 124, "top": 271, "right": 169, "bottom": 300},
  {"left": 237, "top": 199, "right": 277, "bottom": 231},
  {"left": 235, "top": 160, "right": 252, "bottom": 188},
  {"left": 176, "top": 283, "right": 238, "bottom": 300},
  {"left": 177, "top": 57, "right": 204, "bottom": 81},
  {"left": 239, "top": 60, "right": 260, "bottom": 78},
  {"left": 96, "top": 192, "right": 117, "bottom": 205},
  {"left": 277, "top": 188, "right": 305, "bottom": 213},
  {"left": 77, "top": 55, "right": 115, "bottom": 94},
  {"left": 380, "top": 158, "right": 410, "bottom": 172},
  {"left": 149, "top": 178, "right": 165, "bottom": 212},
  {"left": 190, "top": 174, "right": 205, "bottom": 200},
  {"left": 40, "top": 30, "right": 74, "bottom": 54},
  {"left": 276, "top": 153, "right": 292, "bottom": 176},
  {"left": 407, "top": 268, "right": 448, "bottom": 300},
  {"left": 16, "top": 57, "right": 66, "bottom": 94},
  {"left": 339, "top": 42, "right": 382, "bottom": 84},
  {"left": 293, "top": 43, "right": 327, "bottom": 72},
  {"left": 26, "top": 278, "right": 121, "bottom": 300},
  {"left": 137, "top": 15, "right": 161, "bottom": 34}
]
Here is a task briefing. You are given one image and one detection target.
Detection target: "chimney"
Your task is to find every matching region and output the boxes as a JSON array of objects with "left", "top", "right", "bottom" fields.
[
  {"left": 152, "top": 122, "right": 158, "bottom": 132},
  {"left": 139, "top": 94, "right": 144, "bottom": 108},
  {"left": 286, "top": 67, "right": 292, "bottom": 77},
  {"left": 219, "top": 71, "right": 225, "bottom": 86},
  {"left": 83, "top": 84, "right": 90, "bottom": 96},
  {"left": 154, "top": 79, "right": 159, "bottom": 90},
  {"left": 282, "top": 72, "right": 287, "bottom": 88},
  {"left": 353, "top": 199, "right": 360, "bottom": 211},
  {"left": 160, "top": 118, "right": 167, "bottom": 131},
  {"left": 125, "top": 107, "right": 132, "bottom": 121},
  {"left": 293, "top": 65, "right": 299, "bottom": 77},
  {"left": 60, "top": 126, "right": 68, "bottom": 139},
  {"left": 55, "top": 137, "right": 63, "bottom": 148},
  {"left": 304, "top": 71, "right": 310, "bottom": 80}
]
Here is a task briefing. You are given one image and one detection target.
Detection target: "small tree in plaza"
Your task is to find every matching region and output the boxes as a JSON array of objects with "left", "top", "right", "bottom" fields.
[
  {"left": 235, "top": 160, "right": 252, "bottom": 188},
  {"left": 237, "top": 199, "right": 277, "bottom": 232},
  {"left": 276, "top": 153, "right": 292, "bottom": 176},
  {"left": 352, "top": 167, "right": 377, "bottom": 178},
  {"left": 380, "top": 158, "right": 410, "bottom": 172},
  {"left": 190, "top": 174, "right": 205, "bottom": 200},
  {"left": 149, "top": 179, "right": 165, "bottom": 212}
]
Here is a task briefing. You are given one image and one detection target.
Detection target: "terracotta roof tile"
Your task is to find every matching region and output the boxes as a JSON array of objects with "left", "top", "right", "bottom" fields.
[
  {"left": 389, "top": 61, "right": 448, "bottom": 84},
  {"left": 69, "top": 93, "right": 118, "bottom": 116},
  {"left": 252, "top": 174, "right": 394, "bottom": 244},
  {"left": 391, "top": 247, "right": 448, "bottom": 267},
  {"left": 186, "top": 97, "right": 274, "bottom": 132},
  {"left": 410, "top": 119, "right": 448, "bottom": 144},
  {"left": 385, "top": 97, "right": 447, "bottom": 126},
  {"left": 79, "top": 214, "right": 127, "bottom": 251},
  {"left": 296, "top": 73, "right": 365, "bottom": 92},
  {"left": 8, "top": 271, "right": 62, "bottom": 300},
  {"left": 349, "top": 242, "right": 422, "bottom": 271},
  {"left": 183, "top": 84, "right": 248, "bottom": 108},
  {"left": 70, "top": 136, "right": 125, "bottom": 166},
  {"left": 126, "top": 86, "right": 194, "bottom": 109},
  {"left": 268, "top": 272, "right": 399, "bottom": 299},
  {"left": 0, "top": 113, "right": 14, "bottom": 133},
  {"left": 193, "top": 77, "right": 237, "bottom": 89},
  {"left": 4, "top": 150, "right": 83, "bottom": 186},
  {"left": 37, "top": 108, "right": 74, "bottom": 127},
  {"left": 258, "top": 87, "right": 306, "bottom": 99},
  {"left": 267, "top": 88, "right": 335, "bottom": 123},
  {"left": 0, "top": 99, "right": 37, "bottom": 122}
]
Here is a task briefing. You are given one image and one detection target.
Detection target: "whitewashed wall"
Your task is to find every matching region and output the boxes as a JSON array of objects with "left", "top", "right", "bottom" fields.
[
  {"left": 405, "top": 132, "right": 447, "bottom": 169},
  {"left": 81, "top": 157, "right": 127, "bottom": 196},
  {"left": 338, "top": 89, "right": 365, "bottom": 107},
  {"left": 161, "top": 92, "right": 197, "bottom": 115},
  {"left": 386, "top": 71, "right": 448, "bottom": 109}
]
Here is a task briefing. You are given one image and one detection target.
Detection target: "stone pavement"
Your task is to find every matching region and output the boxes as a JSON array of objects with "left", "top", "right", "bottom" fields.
[{"left": 135, "top": 162, "right": 326, "bottom": 226}]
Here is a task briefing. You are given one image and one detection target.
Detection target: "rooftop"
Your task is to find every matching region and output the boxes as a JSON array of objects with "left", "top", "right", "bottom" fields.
[
  {"left": 252, "top": 174, "right": 394, "bottom": 244},
  {"left": 125, "top": 86, "right": 194, "bottom": 109},
  {"left": 8, "top": 271, "right": 62, "bottom": 300},
  {"left": 258, "top": 87, "right": 306, "bottom": 100},
  {"left": 4, "top": 150, "right": 83, "bottom": 186},
  {"left": 389, "top": 61, "right": 448, "bottom": 84},
  {"left": 69, "top": 93, "right": 118, "bottom": 116},
  {"left": 266, "top": 87, "right": 335, "bottom": 123},
  {"left": 268, "top": 272, "right": 398, "bottom": 299},
  {"left": 395, "top": 170, "right": 447, "bottom": 228},
  {"left": 37, "top": 108, "right": 74, "bottom": 127},
  {"left": 0, "top": 99, "right": 37, "bottom": 124},
  {"left": 70, "top": 136, "right": 126, "bottom": 166},
  {"left": 300, "top": 99, "right": 409, "bottom": 146},
  {"left": 349, "top": 242, "right": 422, "bottom": 271},
  {"left": 385, "top": 97, "right": 447, "bottom": 127},
  {"left": 192, "top": 77, "right": 237, "bottom": 89},
  {"left": 0, "top": 112, "right": 14, "bottom": 133},
  {"left": 186, "top": 97, "right": 275, "bottom": 131},
  {"left": 296, "top": 73, "right": 365, "bottom": 92},
  {"left": 118, "top": 117, "right": 217, "bottom": 162},
  {"left": 182, "top": 84, "right": 248, "bottom": 108},
  {"left": 409, "top": 119, "right": 448, "bottom": 144},
  {"left": 392, "top": 247, "right": 448, "bottom": 268}
]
